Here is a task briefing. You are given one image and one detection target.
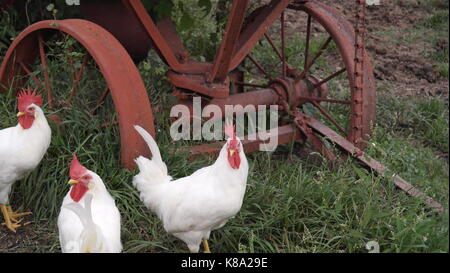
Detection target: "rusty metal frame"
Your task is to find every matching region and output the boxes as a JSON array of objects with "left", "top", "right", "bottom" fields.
[
  {"left": 207, "top": 0, "right": 250, "bottom": 83},
  {"left": 0, "top": 19, "right": 154, "bottom": 169},
  {"left": 124, "top": 0, "right": 293, "bottom": 98},
  {"left": 0, "top": 1, "right": 443, "bottom": 212},
  {"left": 302, "top": 113, "right": 444, "bottom": 212}
]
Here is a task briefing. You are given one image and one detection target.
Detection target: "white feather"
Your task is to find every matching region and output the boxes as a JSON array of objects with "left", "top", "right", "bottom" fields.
[
  {"left": 0, "top": 105, "right": 51, "bottom": 204},
  {"left": 132, "top": 126, "right": 248, "bottom": 253},
  {"left": 57, "top": 171, "right": 122, "bottom": 253},
  {"left": 63, "top": 194, "right": 107, "bottom": 253}
]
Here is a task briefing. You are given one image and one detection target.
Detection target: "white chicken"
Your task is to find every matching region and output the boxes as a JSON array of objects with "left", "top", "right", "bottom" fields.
[
  {"left": 0, "top": 88, "right": 51, "bottom": 232},
  {"left": 57, "top": 155, "right": 122, "bottom": 253},
  {"left": 132, "top": 121, "right": 248, "bottom": 253}
]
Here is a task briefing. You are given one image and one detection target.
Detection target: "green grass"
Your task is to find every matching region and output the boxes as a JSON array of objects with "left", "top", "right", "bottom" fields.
[
  {"left": 420, "top": 9, "right": 449, "bottom": 78},
  {"left": 1, "top": 64, "right": 448, "bottom": 253},
  {"left": 373, "top": 7, "right": 449, "bottom": 79},
  {"left": 0, "top": 3, "right": 449, "bottom": 253}
]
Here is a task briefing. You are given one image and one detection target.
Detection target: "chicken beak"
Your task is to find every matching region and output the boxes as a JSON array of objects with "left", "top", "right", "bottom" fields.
[
  {"left": 229, "top": 149, "right": 235, "bottom": 156},
  {"left": 68, "top": 179, "right": 79, "bottom": 185},
  {"left": 17, "top": 112, "right": 26, "bottom": 117}
]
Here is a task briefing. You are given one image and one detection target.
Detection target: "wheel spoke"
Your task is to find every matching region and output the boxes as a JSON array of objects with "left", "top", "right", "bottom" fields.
[
  {"left": 66, "top": 46, "right": 76, "bottom": 83},
  {"left": 18, "top": 62, "right": 44, "bottom": 89},
  {"left": 263, "top": 33, "right": 283, "bottom": 61},
  {"left": 246, "top": 54, "right": 272, "bottom": 80},
  {"left": 310, "top": 100, "right": 347, "bottom": 136},
  {"left": 68, "top": 54, "right": 89, "bottom": 104},
  {"left": 280, "top": 11, "right": 286, "bottom": 79},
  {"left": 263, "top": 34, "right": 298, "bottom": 76},
  {"left": 100, "top": 120, "right": 119, "bottom": 128},
  {"left": 38, "top": 33, "right": 53, "bottom": 108},
  {"left": 91, "top": 86, "right": 110, "bottom": 114},
  {"left": 295, "top": 36, "right": 332, "bottom": 83},
  {"left": 314, "top": 67, "right": 347, "bottom": 89},
  {"left": 304, "top": 14, "right": 311, "bottom": 73}
]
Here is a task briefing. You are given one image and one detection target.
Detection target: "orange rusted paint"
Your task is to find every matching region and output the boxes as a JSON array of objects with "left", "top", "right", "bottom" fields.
[{"left": 0, "top": 19, "right": 155, "bottom": 169}]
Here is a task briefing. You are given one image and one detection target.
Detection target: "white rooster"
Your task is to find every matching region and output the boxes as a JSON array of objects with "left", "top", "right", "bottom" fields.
[
  {"left": 0, "top": 88, "right": 51, "bottom": 232},
  {"left": 57, "top": 155, "right": 122, "bottom": 253},
  {"left": 132, "top": 121, "right": 248, "bottom": 253}
]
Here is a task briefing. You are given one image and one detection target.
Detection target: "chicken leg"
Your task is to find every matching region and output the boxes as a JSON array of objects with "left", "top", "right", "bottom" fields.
[
  {"left": 0, "top": 204, "right": 32, "bottom": 232},
  {"left": 203, "top": 239, "right": 211, "bottom": 253}
]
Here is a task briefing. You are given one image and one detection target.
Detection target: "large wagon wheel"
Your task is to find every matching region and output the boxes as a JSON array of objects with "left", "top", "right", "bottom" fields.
[
  {"left": 236, "top": 1, "right": 376, "bottom": 153},
  {"left": 0, "top": 19, "right": 154, "bottom": 169}
]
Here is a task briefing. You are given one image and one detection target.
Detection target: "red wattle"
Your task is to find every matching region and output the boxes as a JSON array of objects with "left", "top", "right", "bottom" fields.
[
  {"left": 18, "top": 115, "right": 35, "bottom": 129},
  {"left": 228, "top": 153, "right": 241, "bottom": 169},
  {"left": 70, "top": 183, "right": 89, "bottom": 202}
]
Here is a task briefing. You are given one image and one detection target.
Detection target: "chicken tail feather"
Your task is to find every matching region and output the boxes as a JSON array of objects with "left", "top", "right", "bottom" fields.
[
  {"left": 134, "top": 125, "right": 166, "bottom": 171},
  {"left": 63, "top": 194, "right": 105, "bottom": 252},
  {"left": 132, "top": 126, "right": 172, "bottom": 212}
]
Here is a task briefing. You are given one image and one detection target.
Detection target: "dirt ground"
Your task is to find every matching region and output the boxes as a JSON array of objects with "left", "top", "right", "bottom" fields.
[
  {"left": 280, "top": 0, "right": 448, "bottom": 99},
  {"left": 333, "top": 0, "right": 449, "bottom": 99}
]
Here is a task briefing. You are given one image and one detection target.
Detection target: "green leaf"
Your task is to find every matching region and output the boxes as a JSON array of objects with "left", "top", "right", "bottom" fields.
[
  {"left": 179, "top": 13, "right": 195, "bottom": 31},
  {"left": 349, "top": 230, "right": 365, "bottom": 239},
  {"left": 198, "top": 0, "right": 212, "bottom": 14},
  {"left": 154, "top": 0, "right": 174, "bottom": 20},
  {"left": 361, "top": 207, "right": 373, "bottom": 228}
]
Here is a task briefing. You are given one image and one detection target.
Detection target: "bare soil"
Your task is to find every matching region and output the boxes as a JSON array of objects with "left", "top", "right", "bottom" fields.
[
  {"left": 282, "top": 0, "right": 449, "bottom": 99},
  {"left": 331, "top": 0, "right": 449, "bottom": 99}
]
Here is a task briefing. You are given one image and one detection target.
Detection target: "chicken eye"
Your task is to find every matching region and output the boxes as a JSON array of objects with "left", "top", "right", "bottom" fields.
[{"left": 28, "top": 106, "right": 35, "bottom": 111}]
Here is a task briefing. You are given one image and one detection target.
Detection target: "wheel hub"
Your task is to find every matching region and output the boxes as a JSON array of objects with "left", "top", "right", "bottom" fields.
[{"left": 268, "top": 75, "right": 329, "bottom": 109}]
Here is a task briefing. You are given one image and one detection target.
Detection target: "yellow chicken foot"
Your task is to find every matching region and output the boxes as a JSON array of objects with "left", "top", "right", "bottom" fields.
[
  {"left": 6, "top": 205, "right": 32, "bottom": 222},
  {"left": 203, "top": 239, "right": 211, "bottom": 253},
  {"left": 0, "top": 204, "right": 31, "bottom": 232}
]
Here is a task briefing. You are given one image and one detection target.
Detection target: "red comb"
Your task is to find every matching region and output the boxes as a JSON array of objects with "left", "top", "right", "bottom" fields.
[
  {"left": 70, "top": 154, "right": 87, "bottom": 179},
  {"left": 17, "top": 87, "right": 43, "bottom": 112},
  {"left": 224, "top": 119, "right": 236, "bottom": 139}
]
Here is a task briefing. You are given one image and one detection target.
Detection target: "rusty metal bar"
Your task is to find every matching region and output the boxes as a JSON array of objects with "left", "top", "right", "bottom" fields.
[
  {"left": 124, "top": 0, "right": 180, "bottom": 70},
  {"left": 156, "top": 17, "right": 190, "bottom": 63},
  {"left": 310, "top": 100, "right": 347, "bottom": 136},
  {"left": 68, "top": 54, "right": 89, "bottom": 104},
  {"left": 264, "top": 33, "right": 283, "bottom": 61},
  {"left": 230, "top": 0, "right": 292, "bottom": 71},
  {"left": 314, "top": 67, "right": 347, "bottom": 89},
  {"left": 304, "top": 114, "right": 444, "bottom": 212},
  {"left": 280, "top": 11, "right": 286, "bottom": 79},
  {"left": 123, "top": 0, "right": 212, "bottom": 74},
  {"left": 38, "top": 33, "right": 53, "bottom": 108},
  {"left": 293, "top": 111, "right": 337, "bottom": 161},
  {"left": 189, "top": 124, "right": 303, "bottom": 158},
  {"left": 91, "top": 86, "right": 110, "bottom": 114},
  {"left": 208, "top": 0, "right": 249, "bottom": 83},
  {"left": 295, "top": 36, "right": 332, "bottom": 82},
  {"left": 350, "top": 0, "right": 366, "bottom": 146},
  {"left": 246, "top": 54, "right": 272, "bottom": 80},
  {"left": 208, "top": 88, "right": 279, "bottom": 117},
  {"left": 304, "top": 14, "right": 311, "bottom": 73},
  {"left": 18, "top": 62, "right": 44, "bottom": 89}
]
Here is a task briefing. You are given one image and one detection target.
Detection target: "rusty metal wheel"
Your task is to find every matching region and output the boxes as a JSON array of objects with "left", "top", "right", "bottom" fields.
[
  {"left": 236, "top": 1, "right": 376, "bottom": 151},
  {"left": 0, "top": 19, "right": 154, "bottom": 169}
]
